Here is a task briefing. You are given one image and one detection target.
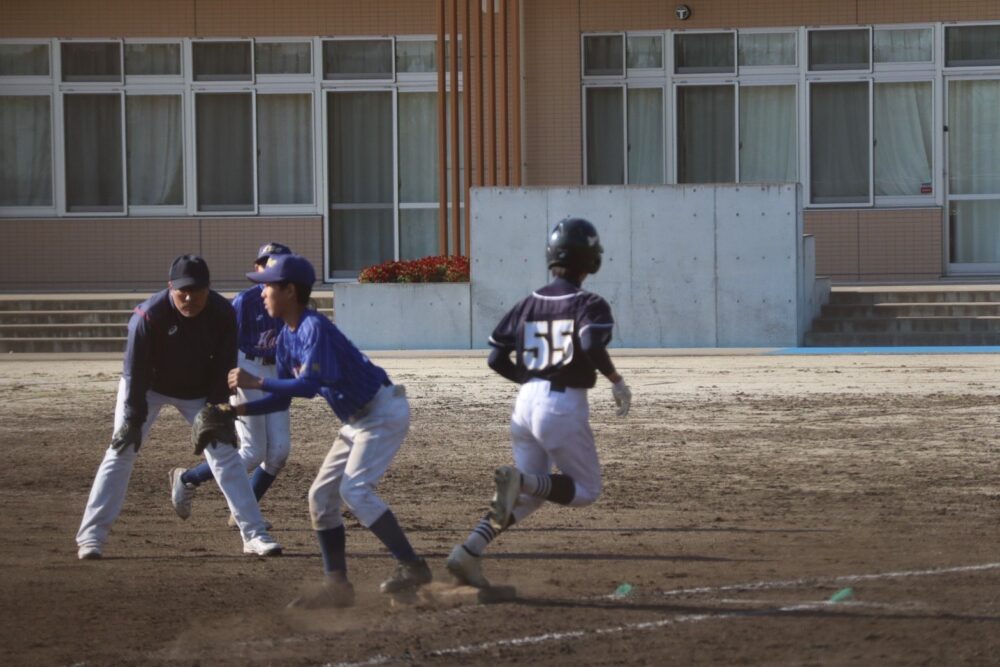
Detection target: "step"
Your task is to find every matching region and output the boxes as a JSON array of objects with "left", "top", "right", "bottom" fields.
[
  {"left": 0, "top": 310, "right": 134, "bottom": 325},
  {"left": 0, "top": 324, "right": 129, "bottom": 338},
  {"left": 0, "top": 295, "right": 334, "bottom": 312},
  {"left": 0, "top": 338, "right": 128, "bottom": 353},
  {"left": 829, "top": 290, "right": 1000, "bottom": 305},
  {"left": 810, "top": 316, "right": 1000, "bottom": 335},
  {"left": 803, "top": 331, "right": 1000, "bottom": 347},
  {"left": 820, "top": 302, "right": 1000, "bottom": 319}
]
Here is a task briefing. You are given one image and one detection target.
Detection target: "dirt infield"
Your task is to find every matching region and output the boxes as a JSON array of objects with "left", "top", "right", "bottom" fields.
[{"left": 2, "top": 352, "right": 999, "bottom": 666}]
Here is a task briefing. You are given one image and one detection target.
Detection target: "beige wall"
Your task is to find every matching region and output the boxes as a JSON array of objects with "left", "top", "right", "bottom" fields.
[{"left": 0, "top": 217, "right": 324, "bottom": 291}]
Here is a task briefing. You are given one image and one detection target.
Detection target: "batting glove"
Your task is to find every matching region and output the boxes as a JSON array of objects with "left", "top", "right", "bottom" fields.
[{"left": 611, "top": 379, "right": 632, "bottom": 417}]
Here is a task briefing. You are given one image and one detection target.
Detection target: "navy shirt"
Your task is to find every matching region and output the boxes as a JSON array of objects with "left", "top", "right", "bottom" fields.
[
  {"left": 122, "top": 289, "right": 237, "bottom": 424},
  {"left": 244, "top": 309, "right": 389, "bottom": 423},
  {"left": 232, "top": 284, "right": 282, "bottom": 362},
  {"left": 490, "top": 277, "right": 614, "bottom": 389}
]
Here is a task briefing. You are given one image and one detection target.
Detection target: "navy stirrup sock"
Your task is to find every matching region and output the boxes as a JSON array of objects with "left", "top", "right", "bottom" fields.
[
  {"left": 250, "top": 467, "right": 277, "bottom": 500},
  {"left": 180, "top": 461, "right": 214, "bottom": 487},
  {"left": 316, "top": 526, "right": 347, "bottom": 576},
  {"left": 368, "top": 510, "right": 418, "bottom": 562}
]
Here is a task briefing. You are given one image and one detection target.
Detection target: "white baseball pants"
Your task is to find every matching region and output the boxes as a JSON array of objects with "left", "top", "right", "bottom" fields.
[
  {"left": 309, "top": 384, "right": 410, "bottom": 530},
  {"left": 509, "top": 379, "right": 602, "bottom": 522},
  {"left": 230, "top": 353, "right": 291, "bottom": 475},
  {"left": 76, "top": 378, "right": 270, "bottom": 549}
]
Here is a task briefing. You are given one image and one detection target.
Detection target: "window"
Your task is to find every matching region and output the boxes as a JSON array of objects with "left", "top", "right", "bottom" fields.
[
  {"left": 64, "top": 93, "right": 124, "bottom": 212},
  {"left": 945, "top": 25, "right": 1000, "bottom": 67},
  {"left": 738, "top": 32, "right": 796, "bottom": 67},
  {"left": 583, "top": 35, "right": 623, "bottom": 76},
  {"left": 674, "top": 33, "right": 734, "bottom": 74},
  {"left": 126, "top": 95, "right": 183, "bottom": 206},
  {"left": 192, "top": 41, "right": 252, "bottom": 81},
  {"left": 195, "top": 92, "right": 254, "bottom": 211},
  {"left": 627, "top": 35, "right": 663, "bottom": 70},
  {"left": 0, "top": 95, "right": 52, "bottom": 207},
  {"left": 125, "top": 43, "right": 181, "bottom": 76},
  {"left": 257, "top": 93, "right": 313, "bottom": 205},
  {"left": 61, "top": 42, "right": 122, "bottom": 82},
  {"left": 627, "top": 88, "right": 663, "bottom": 184},
  {"left": 874, "top": 82, "right": 932, "bottom": 197},
  {"left": 323, "top": 39, "right": 393, "bottom": 80},
  {"left": 255, "top": 42, "right": 311, "bottom": 75},
  {"left": 585, "top": 87, "right": 624, "bottom": 184},
  {"left": 739, "top": 85, "right": 796, "bottom": 182},
  {"left": 399, "top": 91, "right": 440, "bottom": 259},
  {"left": 810, "top": 81, "right": 870, "bottom": 204},
  {"left": 676, "top": 85, "right": 735, "bottom": 183},
  {"left": 0, "top": 43, "right": 49, "bottom": 76},
  {"left": 874, "top": 28, "right": 932, "bottom": 64},
  {"left": 396, "top": 39, "right": 436, "bottom": 74},
  {"left": 808, "top": 29, "right": 870, "bottom": 71}
]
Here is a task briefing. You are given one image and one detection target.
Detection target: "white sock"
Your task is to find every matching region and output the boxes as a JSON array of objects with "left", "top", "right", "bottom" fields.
[
  {"left": 462, "top": 515, "right": 499, "bottom": 556},
  {"left": 520, "top": 473, "right": 551, "bottom": 499}
]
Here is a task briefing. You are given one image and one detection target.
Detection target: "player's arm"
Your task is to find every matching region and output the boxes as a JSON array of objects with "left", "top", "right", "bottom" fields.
[
  {"left": 487, "top": 344, "right": 521, "bottom": 383},
  {"left": 486, "top": 306, "right": 522, "bottom": 383},
  {"left": 579, "top": 299, "right": 631, "bottom": 416},
  {"left": 121, "top": 308, "right": 153, "bottom": 425}
]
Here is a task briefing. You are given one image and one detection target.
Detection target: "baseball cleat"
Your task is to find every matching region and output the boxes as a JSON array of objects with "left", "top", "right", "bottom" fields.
[
  {"left": 227, "top": 514, "right": 272, "bottom": 531},
  {"left": 287, "top": 580, "right": 355, "bottom": 610},
  {"left": 243, "top": 534, "right": 283, "bottom": 557},
  {"left": 446, "top": 544, "right": 491, "bottom": 589},
  {"left": 77, "top": 544, "right": 102, "bottom": 560},
  {"left": 169, "top": 467, "right": 196, "bottom": 520},
  {"left": 379, "top": 557, "right": 433, "bottom": 594},
  {"left": 489, "top": 465, "right": 521, "bottom": 530}
]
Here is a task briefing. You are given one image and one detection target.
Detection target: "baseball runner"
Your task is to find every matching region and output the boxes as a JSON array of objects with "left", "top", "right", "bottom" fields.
[
  {"left": 169, "top": 243, "right": 293, "bottom": 527},
  {"left": 227, "top": 253, "right": 431, "bottom": 608},
  {"left": 446, "top": 217, "right": 632, "bottom": 588},
  {"left": 76, "top": 255, "right": 282, "bottom": 560}
]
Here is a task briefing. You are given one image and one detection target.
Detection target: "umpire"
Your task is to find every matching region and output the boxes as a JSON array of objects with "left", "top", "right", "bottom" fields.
[{"left": 76, "top": 255, "right": 282, "bottom": 559}]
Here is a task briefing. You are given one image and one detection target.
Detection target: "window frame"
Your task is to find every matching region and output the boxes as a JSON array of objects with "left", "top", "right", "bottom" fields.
[
  {"left": 255, "top": 84, "right": 320, "bottom": 215},
  {"left": 321, "top": 36, "right": 396, "bottom": 84},
  {"left": 124, "top": 88, "right": 187, "bottom": 216},
  {"left": 736, "top": 79, "right": 800, "bottom": 185},
  {"left": 0, "top": 39, "right": 52, "bottom": 84},
  {"left": 736, "top": 28, "right": 799, "bottom": 75},
  {"left": 672, "top": 79, "right": 738, "bottom": 184},
  {"left": 123, "top": 38, "right": 184, "bottom": 85},
  {"left": 58, "top": 38, "right": 124, "bottom": 85},
  {"left": 872, "top": 23, "right": 935, "bottom": 73},
  {"left": 942, "top": 20, "right": 1000, "bottom": 73},
  {"left": 806, "top": 25, "right": 873, "bottom": 73},
  {"left": 254, "top": 37, "right": 314, "bottom": 84},
  {"left": 671, "top": 29, "right": 737, "bottom": 77},
  {"left": 0, "top": 85, "right": 57, "bottom": 216},
  {"left": 190, "top": 37, "right": 255, "bottom": 84},
  {"left": 190, "top": 86, "right": 259, "bottom": 215},
  {"left": 580, "top": 32, "right": 626, "bottom": 81},
  {"left": 58, "top": 88, "right": 128, "bottom": 216},
  {"left": 625, "top": 31, "right": 666, "bottom": 77}
]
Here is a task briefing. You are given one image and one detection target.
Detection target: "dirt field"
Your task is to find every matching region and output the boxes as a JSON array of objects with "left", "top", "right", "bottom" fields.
[{"left": 2, "top": 351, "right": 999, "bottom": 666}]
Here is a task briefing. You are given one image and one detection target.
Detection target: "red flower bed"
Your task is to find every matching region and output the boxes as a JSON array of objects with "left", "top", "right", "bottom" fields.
[{"left": 358, "top": 255, "right": 470, "bottom": 284}]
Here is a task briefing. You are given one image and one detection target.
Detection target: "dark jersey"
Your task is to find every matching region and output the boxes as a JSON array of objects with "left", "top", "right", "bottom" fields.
[
  {"left": 489, "top": 277, "right": 614, "bottom": 389},
  {"left": 122, "top": 289, "right": 237, "bottom": 424}
]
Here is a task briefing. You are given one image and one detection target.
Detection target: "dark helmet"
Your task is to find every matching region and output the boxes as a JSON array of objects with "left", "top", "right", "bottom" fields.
[{"left": 546, "top": 217, "right": 603, "bottom": 274}]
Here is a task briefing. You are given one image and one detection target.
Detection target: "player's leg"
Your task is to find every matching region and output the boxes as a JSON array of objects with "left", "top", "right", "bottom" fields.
[
  {"left": 529, "top": 388, "right": 602, "bottom": 507},
  {"left": 339, "top": 386, "right": 431, "bottom": 594},
  {"left": 251, "top": 402, "right": 291, "bottom": 501},
  {"left": 76, "top": 378, "right": 165, "bottom": 558},
  {"left": 173, "top": 396, "right": 281, "bottom": 556}
]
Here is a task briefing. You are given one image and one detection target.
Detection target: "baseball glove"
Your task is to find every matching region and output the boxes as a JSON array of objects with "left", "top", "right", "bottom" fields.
[{"left": 191, "top": 403, "right": 240, "bottom": 456}]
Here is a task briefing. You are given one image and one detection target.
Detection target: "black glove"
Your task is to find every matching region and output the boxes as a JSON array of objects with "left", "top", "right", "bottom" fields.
[
  {"left": 111, "top": 421, "right": 143, "bottom": 454},
  {"left": 191, "top": 404, "right": 240, "bottom": 456}
]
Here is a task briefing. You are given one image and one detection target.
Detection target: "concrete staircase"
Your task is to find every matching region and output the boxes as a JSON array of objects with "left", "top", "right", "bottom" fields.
[
  {"left": 0, "top": 293, "right": 334, "bottom": 354},
  {"left": 804, "top": 286, "right": 1000, "bottom": 347}
]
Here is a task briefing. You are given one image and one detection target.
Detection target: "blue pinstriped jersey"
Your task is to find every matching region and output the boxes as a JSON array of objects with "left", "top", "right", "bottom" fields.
[{"left": 232, "top": 284, "right": 282, "bottom": 362}]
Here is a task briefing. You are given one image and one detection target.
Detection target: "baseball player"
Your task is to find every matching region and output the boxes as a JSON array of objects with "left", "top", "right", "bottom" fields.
[
  {"left": 169, "top": 243, "right": 293, "bottom": 527},
  {"left": 76, "top": 255, "right": 282, "bottom": 560},
  {"left": 446, "top": 217, "right": 632, "bottom": 588},
  {"left": 227, "top": 253, "right": 431, "bottom": 607}
]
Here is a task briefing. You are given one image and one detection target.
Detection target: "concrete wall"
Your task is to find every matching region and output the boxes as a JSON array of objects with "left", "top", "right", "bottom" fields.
[
  {"left": 471, "top": 184, "right": 813, "bottom": 348},
  {"left": 333, "top": 282, "right": 471, "bottom": 350}
]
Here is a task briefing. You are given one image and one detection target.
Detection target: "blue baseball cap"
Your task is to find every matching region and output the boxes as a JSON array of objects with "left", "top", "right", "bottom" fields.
[
  {"left": 247, "top": 253, "right": 316, "bottom": 285},
  {"left": 254, "top": 241, "right": 292, "bottom": 264}
]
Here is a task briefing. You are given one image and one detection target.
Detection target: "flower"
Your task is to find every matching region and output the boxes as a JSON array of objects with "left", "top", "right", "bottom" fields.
[{"left": 358, "top": 255, "right": 470, "bottom": 284}]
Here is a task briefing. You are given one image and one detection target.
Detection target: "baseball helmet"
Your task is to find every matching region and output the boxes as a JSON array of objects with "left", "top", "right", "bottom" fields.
[{"left": 546, "top": 217, "right": 603, "bottom": 274}]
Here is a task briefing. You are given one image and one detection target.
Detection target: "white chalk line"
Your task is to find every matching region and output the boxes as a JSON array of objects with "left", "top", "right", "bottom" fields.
[{"left": 330, "top": 560, "right": 1000, "bottom": 667}]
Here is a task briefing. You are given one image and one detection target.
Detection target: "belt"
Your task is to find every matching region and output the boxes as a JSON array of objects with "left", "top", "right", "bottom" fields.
[
  {"left": 243, "top": 352, "right": 275, "bottom": 366},
  {"left": 348, "top": 380, "right": 399, "bottom": 423},
  {"left": 549, "top": 382, "right": 567, "bottom": 393}
]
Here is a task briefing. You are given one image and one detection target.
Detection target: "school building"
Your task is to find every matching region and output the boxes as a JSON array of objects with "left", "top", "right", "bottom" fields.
[{"left": 1, "top": 1, "right": 999, "bottom": 291}]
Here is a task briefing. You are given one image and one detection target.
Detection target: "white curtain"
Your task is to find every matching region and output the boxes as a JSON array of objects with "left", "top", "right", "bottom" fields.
[
  {"left": 255, "top": 43, "right": 310, "bottom": 75},
  {"left": 324, "top": 40, "right": 392, "bottom": 79},
  {"left": 192, "top": 42, "right": 251, "bottom": 81},
  {"left": 257, "top": 93, "right": 313, "bottom": 205},
  {"left": 808, "top": 30, "right": 868, "bottom": 70},
  {"left": 874, "top": 82, "right": 932, "bottom": 197},
  {"left": 740, "top": 85, "right": 796, "bottom": 182},
  {"left": 0, "top": 96, "right": 52, "bottom": 207},
  {"left": 396, "top": 41, "right": 436, "bottom": 74},
  {"left": 677, "top": 85, "right": 735, "bottom": 183},
  {"left": 126, "top": 95, "right": 182, "bottom": 206},
  {"left": 674, "top": 33, "right": 734, "bottom": 73},
  {"left": 399, "top": 92, "right": 440, "bottom": 259},
  {"left": 195, "top": 92, "right": 253, "bottom": 210},
  {"left": 586, "top": 87, "right": 624, "bottom": 185},
  {"left": 810, "top": 82, "right": 869, "bottom": 203},
  {"left": 328, "top": 91, "right": 394, "bottom": 273},
  {"left": 874, "top": 29, "right": 932, "bottom": 63},
  {"left": 626, "top": 36, "right": 662, "bottom": 69},
  {"left": 738, "top": 33, "right": 795, "bottom": 67},
  {"left": 64, "top": 94, "right": 123, "bottom": 211},
  {"left": 584, "top": 35, "right": 623, "bottom": 76},
  {"left": 627, "top": 88, "right": 663, "bottom": 184},
  {"left": 948, "top": 80, "right": 1000, "bottom": 264},
  {"left": 124, "top": 44, "right": 180, "bottom": 76},
  {"left": 0, "top": 44, "right": 49, "bottom": 76}
]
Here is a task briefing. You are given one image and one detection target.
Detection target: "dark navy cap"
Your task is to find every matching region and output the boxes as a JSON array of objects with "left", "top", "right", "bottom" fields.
[
  {"left": 169, "top": 255, "right": 211, "bottom": 289},
  {"left": 247, "top": 253, "right": 315, "bottom": 285},
  {"left": 255, "top": 242, "right": 292, "bottom": 264}
]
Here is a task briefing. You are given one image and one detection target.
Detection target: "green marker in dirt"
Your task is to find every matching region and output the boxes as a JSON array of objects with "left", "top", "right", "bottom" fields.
[
  {"left": 828, "top": 587, "right": 854, "bottom": 603},
  {"left": 613, "top": 583, "right": 634, "bottom": 599}
]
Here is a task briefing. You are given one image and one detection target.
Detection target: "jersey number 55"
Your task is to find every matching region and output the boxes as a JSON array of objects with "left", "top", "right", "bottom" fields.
[{"left": 523, "top": 319, "right": 575, "bottom": 370}]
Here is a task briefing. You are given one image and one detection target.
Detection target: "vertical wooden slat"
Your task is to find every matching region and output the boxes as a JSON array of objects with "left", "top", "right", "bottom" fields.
[
  {"left": 462, "top": 0, "right": 473, "bottom": 256},
  {"left": 474, "top": 0, "right": 484, "bottom": 189},
  {"left": 449, "top": 0, "right": 461, "bottom": 255},
  {"left": 510, "top": 0, "right": 521, "bottom": 186},
  {"left": 436, "top": 0, "right": 448, "bottom": 255},
  {"left": 498, "top": 0, "right": 509, "bottom": 186},
  {"left": 485, "top": 0, "right": 496, "bottom": 185}
]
